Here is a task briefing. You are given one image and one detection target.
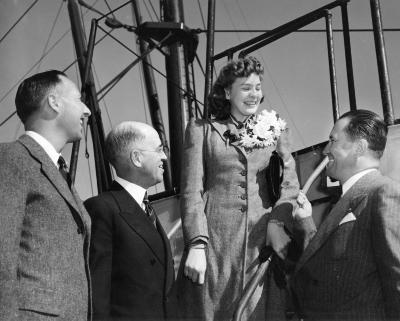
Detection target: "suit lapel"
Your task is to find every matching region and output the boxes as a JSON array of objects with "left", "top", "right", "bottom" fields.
[
  {"left": 18, "top": 135, "right": 87, "bottom": 233},
  {"left": 110, "top": 183, "right": 166, "bottom": 266},
  {"left": 210, "top": 119, "right": 247, "bottom": 158},
  {"left": 295, "top": 171, "right": 380, "bottom": 273}
]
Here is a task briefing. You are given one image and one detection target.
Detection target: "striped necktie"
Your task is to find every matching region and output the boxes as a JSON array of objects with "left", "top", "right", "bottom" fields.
[
  {"left": 143, "top": 192, "right": 157, "bottom": 228},
  {"left": 58, "top": 156, "right": 72, "bottom": 188}
]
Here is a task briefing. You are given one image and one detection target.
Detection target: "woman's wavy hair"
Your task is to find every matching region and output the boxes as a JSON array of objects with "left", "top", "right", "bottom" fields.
[{"left": 208, "top": 56, "right": 264, "bottom": 120}]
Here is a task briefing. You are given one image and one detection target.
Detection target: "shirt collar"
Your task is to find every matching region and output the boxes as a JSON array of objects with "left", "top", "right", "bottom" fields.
[
  {"left": 25, "top": 131, "right": 61, "bottom": 167},
  {"left": 114, "top": 175, "right": 147, "bottom": 207},
  {"left": 342, "top": 168, "right": 377, "bottom": 196}
]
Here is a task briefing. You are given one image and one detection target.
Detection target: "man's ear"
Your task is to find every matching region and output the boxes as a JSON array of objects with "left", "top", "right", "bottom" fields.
[
  {"left": 356, "top": 138, "right": 368, "bottom": 156},
  {"left": 47, "top": 92, "right": 60, "bottom": 113},
  {"left": 130, "top": 149, "right": 142, "bottom": 167}
]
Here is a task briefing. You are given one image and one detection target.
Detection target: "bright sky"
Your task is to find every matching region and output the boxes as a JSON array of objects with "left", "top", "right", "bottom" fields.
[{"left": 0, "top": 0, "right": 399, "bottom": 198}]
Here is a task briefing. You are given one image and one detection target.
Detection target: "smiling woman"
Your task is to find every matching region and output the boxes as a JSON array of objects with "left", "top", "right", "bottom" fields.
[{"left": 176, "top": 56, "right": 301, "bottom": 321}]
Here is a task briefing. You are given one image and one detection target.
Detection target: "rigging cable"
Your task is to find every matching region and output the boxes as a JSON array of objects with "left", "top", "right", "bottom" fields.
[
  {"left": 0, "top": 0, "right": 39, "bottom": 46},
  {"left": 0, "top": 0, "right": 101, "bottom": 128},
  {"left": 221, "top": 0, "right": 242, "bottom": 42},
  {"left": 144, "top": 0, "right": 159, "bottom": 22},
  {"left": 95, "top": 24, "right": 203, "bottom": 108},
  {"left": 137, "top": 60, "right": 159, "bottom": 194},
  {"left": 196, "top": 0, "right": 206, "bottom": 30},
  {"left": 36, "top": 1, "right": 65, "bottom": 72},
  {"left": 93, "top": 67, "right": 113, "bottom": 130},
  {"left": 103, "top": 0, "right": 116, "bottom": 19},
  {"left": 234, "top": 0, "right": 306, "bottom": 146},
  {"left": 78, "top": 0, "right": 114, "bottom": 188},
  {"left": 62, "top": 29, "right": 114, "bottom": 73}
]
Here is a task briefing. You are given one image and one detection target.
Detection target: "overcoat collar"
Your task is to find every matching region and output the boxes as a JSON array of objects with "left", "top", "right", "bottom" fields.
[
  {"left": 209, "top": 118, "right": 247, "bottom": 158},
  {"left": 109, "top": 181, "right": 168, "bottom": 267},
  {"left": 295, "top": 170, "right": 381, "bottom": 273},
  {"left": 18, "top": 134, "right": 88, "bottom": 234}
]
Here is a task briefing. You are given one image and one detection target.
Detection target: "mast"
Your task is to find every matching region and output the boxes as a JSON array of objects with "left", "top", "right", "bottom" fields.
[
  {"left": 67, "top": 0, "right": 112, "bottom": 193},
  {"left": 203, "top": 0, "right": 216, "bottom": 119},
  {"left": 162, "top": 0, "right": 191, "bottom": 189},
  {"left": 370, "top": 0, "right": 394, "bottom": 125},
  {"left": 130, "top": 0, "right": 173, "bottom": 191}
]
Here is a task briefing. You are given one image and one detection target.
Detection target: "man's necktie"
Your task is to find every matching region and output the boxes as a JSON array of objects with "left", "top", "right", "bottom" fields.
[
  {"left": 143, "top": 192, "right": 157, "bottom": 228},
  {"left": 58, "top": 156, "right": 72, "bottom": 188}
]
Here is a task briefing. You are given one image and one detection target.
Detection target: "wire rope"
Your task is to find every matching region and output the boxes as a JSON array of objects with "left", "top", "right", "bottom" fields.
[
  {"left": 36, "top": 1, "right": 65, "bottom": 73},
  {"left": 0, "top": 0, "right": 39, "bottom": 45},
  {"left": 196, "top": 0, "right": 206, "bottom": 30},
  {"left": 0, "top": 0, "right": 101, "bottom": 127},
  {"left": 95, "top": 24, "right": 203, "bottom": 108}
]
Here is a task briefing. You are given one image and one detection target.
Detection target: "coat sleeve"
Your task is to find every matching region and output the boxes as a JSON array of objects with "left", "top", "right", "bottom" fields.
[
  {"left": 0, "top": 150, "right": 26, "bottom": 321},
  {"left": 180, "top": 119, "right": 209, "bottom": 246},
  {"left": 84, "top": 196, "right": 114, "bottom": 320},
  {"left": 371, "top": 180, "right": 400, "bottom": 318},
  {"left": 269, "top": 156, "right": 300, "bottom": 227}
]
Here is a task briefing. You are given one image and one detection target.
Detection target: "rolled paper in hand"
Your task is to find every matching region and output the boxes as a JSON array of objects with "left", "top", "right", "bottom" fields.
[{"left": 302, "top": 156, "right": 329, "bottom": 195}]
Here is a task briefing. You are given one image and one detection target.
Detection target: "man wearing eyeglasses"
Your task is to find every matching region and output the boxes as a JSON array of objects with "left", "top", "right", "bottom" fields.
[{"left": 85, "top": 121, "right": 177, "bottom": 321}]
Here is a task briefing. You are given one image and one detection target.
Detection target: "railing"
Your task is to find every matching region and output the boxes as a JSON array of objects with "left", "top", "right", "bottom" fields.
[{"left": 205, "top": 0, "right": 355, "bottom": 122}]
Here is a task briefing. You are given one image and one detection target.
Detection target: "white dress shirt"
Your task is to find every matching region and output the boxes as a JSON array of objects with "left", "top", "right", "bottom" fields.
[
  {"left": 114, "top": 176, "right": 147, "bottom": 210},
  {"left": 25, "top": 131, "right": 61, "bottom": 167},
  {"left": 342, "top": 168, "right": 378, "bottom": 196}
]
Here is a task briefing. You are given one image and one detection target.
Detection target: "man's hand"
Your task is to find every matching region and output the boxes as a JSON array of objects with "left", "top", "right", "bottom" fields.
[
  {"left": 294, "top": 190, "right": 312, "bottom": 219},
  {"left": 266, "top": 220, "right": 291, "bottom": 259},
  {"left": 276, "top": 128, "right": 292, "bottom": 163},
  {"left": 184, "top": 248, "right": 207, "bottom": 284}
]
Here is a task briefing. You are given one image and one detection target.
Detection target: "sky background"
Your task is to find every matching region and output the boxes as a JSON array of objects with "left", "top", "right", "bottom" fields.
[{"left": 0, "top": 0, "right": 399, "bottom": 199}]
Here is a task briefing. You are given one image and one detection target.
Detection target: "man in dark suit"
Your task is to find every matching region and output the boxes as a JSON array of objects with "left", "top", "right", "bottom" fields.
[
  {"left": 0, "top": 70, "right": 92, "bottom": 320},
  {"left": 85, "top": 121, "right": 176, "bottom": 321},
  {"left": 292, "top": 109, "right": 400, "bottom": 320}
]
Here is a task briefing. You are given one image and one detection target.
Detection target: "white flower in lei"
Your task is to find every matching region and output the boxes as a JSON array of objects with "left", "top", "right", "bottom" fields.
[{"left": 238, "top": 109, "right": 287, "bottom": 149}]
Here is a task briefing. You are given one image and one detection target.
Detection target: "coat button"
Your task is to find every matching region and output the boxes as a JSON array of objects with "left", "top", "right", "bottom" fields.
[
  {"left": 240, "top": 206, "right": 247, "bottom": 212},
  {"left": 240, "top": 194, "right": 247, "bottom": 200},
  {"left": 240, "top": 170, "right": 247, "bottom": 176},
  {"left": 239, "top": 182, "right": 246, "bottom": 188}
]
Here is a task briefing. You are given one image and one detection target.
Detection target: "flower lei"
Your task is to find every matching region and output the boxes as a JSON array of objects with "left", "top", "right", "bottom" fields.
[{"left": 238, "top": 109, "right": 286, "bottom": 149}]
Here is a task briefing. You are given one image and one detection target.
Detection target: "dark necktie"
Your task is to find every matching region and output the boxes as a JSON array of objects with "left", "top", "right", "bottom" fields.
[
  {"left": 58, "top": 156, "right": 72, "bottom": 188},
  {"left": 143, "top": 192, "right": 157, "bottom": 228}
]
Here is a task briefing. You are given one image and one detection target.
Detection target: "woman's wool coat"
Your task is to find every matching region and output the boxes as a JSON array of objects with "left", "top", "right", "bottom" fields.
[{"left": 177, "top": 118, "right": 299, "bottom": 321}]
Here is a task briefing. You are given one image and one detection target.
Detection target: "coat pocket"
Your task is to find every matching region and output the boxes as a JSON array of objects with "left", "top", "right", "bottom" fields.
[{"left": 19, "top": 286, "right": 62, "bottom": 317}]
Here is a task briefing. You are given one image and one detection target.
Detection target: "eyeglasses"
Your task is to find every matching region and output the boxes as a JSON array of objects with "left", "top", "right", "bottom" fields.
[{"left": 135, "top": 146, "right": 165, "bottom": 155}]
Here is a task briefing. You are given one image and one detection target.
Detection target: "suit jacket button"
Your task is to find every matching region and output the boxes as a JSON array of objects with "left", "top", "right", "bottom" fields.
[
  {"left": 150, "top": 258, "right": 156, "bottom": 265},
  {"left": 240, "top": 194, "right": 247, "bottom": 200},
  {"left": 240, "top": 170, "right": 247, "bottom": 176},
  {"left": 240, "top": 206, "right": 247, "bottom": 212},
  {"left": 239, "top": 182, "right": 246, "bottom": 188}
]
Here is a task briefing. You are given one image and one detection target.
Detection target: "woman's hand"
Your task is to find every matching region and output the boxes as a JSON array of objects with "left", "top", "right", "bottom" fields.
[
  {"left": 294, "top": 190, "right": 312, "bottom": 219},
  {"left": 266, "top": 220, "right": 291, "bottom": 259},
  {"left": 184, "top": 247, "right": 207, "bottom": 284},
  {"left": 276, "top": 129, "right": 292, "bottom": 163}
]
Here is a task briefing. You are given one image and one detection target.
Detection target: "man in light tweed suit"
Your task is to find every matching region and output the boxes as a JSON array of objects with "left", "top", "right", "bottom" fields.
[
  {"left": 0, "top": 70, "right": 92, "bottom": 320},
  {"left": 292, "top": 109, "right": 400, "bottom": 320}
]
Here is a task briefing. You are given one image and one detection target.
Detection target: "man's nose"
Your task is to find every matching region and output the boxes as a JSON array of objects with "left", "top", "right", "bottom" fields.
[
  {"left": 322, "top": 142, "right": 330, "bottom": 155},
  {"left": 83, "top": 104, "right": 91, "bottom": 117}
]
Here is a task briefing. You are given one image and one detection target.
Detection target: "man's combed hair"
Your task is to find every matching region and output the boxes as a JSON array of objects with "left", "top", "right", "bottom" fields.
[
  {"left": 208, "top": 56, "right": 264, "bottom": 120},
  {"left": 340, "top": 109, "right": 388, "bottom": 158},
  {"left": 15, "top": 70, "right": 67, "bottom": 124},
  {"left": 105, "top": 123, "right": 146, "bottom": 168}
]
